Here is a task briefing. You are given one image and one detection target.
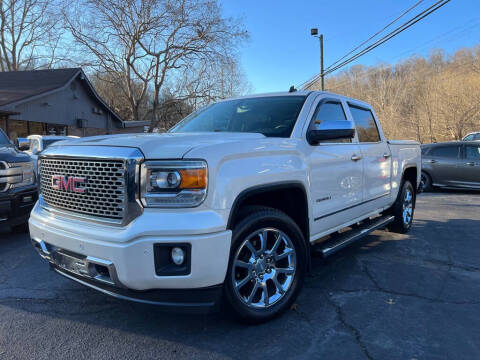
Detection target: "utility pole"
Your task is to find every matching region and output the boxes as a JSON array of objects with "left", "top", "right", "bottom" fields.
[
  {"left": 311, "top": 28, "right": 324, "bottom": 90},
  {"left": 320, "top": 34, "right": 324, "bottom": 91}
]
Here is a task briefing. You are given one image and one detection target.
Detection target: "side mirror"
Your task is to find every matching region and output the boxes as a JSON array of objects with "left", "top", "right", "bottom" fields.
[
  {"left": 307, "top": 121, "right": 355, "bottom": 145},
  {"left": 15, "top": 137, "right": 30, "bottom": 151}
]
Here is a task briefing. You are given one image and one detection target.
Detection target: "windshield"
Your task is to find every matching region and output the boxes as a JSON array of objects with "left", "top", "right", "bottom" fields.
[
  {"left": 0, "top": 129, "right": 10, "bottom": 145},
  {"left": 170, "top": 96, "right": 307, "bottom": 137}
]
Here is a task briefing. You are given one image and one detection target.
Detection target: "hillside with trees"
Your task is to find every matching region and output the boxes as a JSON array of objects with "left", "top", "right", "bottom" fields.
[{"left": 306, "top": 46, "right": 480, "bottom": 143}]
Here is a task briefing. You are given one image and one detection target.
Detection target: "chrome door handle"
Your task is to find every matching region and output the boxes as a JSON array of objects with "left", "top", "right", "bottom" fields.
[
  {"left": 351, "top": 154, "right": 362, "bottom": 162},
  {"left": 383, "top": 152, "right": 391, "bottom": 159},
  {"left": 466, "top": 162, "right": 475, "bottom": 166},
  {"left": 425, "top": 159, "right": 437, "bottom": 164}
]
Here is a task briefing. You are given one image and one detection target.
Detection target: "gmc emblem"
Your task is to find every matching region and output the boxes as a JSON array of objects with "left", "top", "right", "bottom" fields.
[{"left": 51, "top": 175, "right": 86, "bottom": 193}]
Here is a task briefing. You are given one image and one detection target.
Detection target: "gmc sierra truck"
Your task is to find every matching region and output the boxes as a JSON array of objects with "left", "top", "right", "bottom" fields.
[
  {"left": 0, "top": 129, "right": 37, "bottom": 232},
  {"left": 30, "top": 91, "right": 421, "bottom": 323}
]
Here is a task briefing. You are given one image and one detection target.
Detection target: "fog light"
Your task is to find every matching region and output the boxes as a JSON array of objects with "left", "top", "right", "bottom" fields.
[{"left": 171, "top": 247, "right": 185, "bottom": 265}]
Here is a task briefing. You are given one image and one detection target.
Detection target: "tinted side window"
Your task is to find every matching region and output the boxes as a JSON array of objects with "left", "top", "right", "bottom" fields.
[
  {"left": 465, "top": 145, "right": 480, "bottom": 160},
  {"left": 310, "top": 101, "right": 350, "bottom": 143},
  {"left": 474, "top": 134, "right": 480, "bottom": 140},
  {"left": 312, "top": 101, "right": 346, "bottom": 124},
  {"left": 430, "top": 146, "right": 460, "bottom": 158},
  {"left": 464, "top": 135, "right": 474, "bottom": 141},
  {"left": 348, "top": 105, "right": 381, "bottom": 142}
]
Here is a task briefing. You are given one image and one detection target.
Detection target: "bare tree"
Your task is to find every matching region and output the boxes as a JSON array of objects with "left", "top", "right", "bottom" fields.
[
  {"left": 91, "top": 71, "right": 152, "bottom": 122},
  {"left": 64, "top": 0, "right": 247, "bottom": 124},
  {"left": 63, "top": 0, "right": 155, "bottom": 121},
  {"left": 0, "top": 0, "right": 63, "bottom": 71},
  {"left": 136, "top": 0, "right": 248, "bottom": 129}
]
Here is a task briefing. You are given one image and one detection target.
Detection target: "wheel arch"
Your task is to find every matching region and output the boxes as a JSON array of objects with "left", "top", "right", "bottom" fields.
[
  {"left": 402, "top": 166, "right": 418, "bottom": 191},
  {"left": 227, "top": 182, "right": 309, "bottom": 236},
  {"left": 421, "top": 169, "right": 433, "bottom": 183},
  {"left": 227, "top": 181, "right": 311, "bottom": 268}
]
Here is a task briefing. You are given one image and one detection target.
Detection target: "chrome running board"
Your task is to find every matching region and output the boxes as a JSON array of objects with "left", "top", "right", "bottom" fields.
[{"left": 315, "top": 215, "right": 395, "bottom": 257}]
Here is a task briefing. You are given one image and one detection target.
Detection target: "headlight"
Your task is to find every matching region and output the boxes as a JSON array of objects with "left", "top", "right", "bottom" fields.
[
  {"left": 10, "top": 161, "right": 35, "bottom": 189},
  {"left": 140, "top": 160, "right": 207, "bottom": 208}
]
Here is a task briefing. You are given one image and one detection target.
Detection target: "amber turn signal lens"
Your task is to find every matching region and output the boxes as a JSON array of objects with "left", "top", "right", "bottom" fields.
[{"left": 178, "top": 168, "right": 207, "bottom": 189}]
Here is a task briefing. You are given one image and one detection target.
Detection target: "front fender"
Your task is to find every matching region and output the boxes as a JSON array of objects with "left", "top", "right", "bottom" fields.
[{"left": 184, "top": 138, "right": 310, "bottom": 214}]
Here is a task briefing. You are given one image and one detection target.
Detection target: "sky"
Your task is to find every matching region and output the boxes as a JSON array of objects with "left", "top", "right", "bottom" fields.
[{"left": 220, "top": 0, "right": 480, "bottom": 94}]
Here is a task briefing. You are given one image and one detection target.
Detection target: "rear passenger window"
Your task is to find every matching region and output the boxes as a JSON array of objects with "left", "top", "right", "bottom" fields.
[
  {"left": 465, "top": 145, "right": 480, "bottom": 160},
  {"left": 430, "top": 146, "right": 460, "bottom": 158},
  {"left": 348, "top": 105, "right": 381, "bottom": 142}
]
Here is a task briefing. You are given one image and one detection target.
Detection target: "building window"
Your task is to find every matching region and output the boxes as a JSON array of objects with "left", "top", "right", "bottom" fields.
[
  {"left": 8, "top": 120, "right": 28, "bottom": 141},
  {"left": 29, "top": 121, "right": 44, "bottom": 135},
  {"left": 45, "top": 124, "right": 67, "bottom": 135}
]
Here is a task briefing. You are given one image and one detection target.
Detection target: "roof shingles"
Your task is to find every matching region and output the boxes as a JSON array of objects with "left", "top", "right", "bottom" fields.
[{"left": 0, "top": 68, "right": 81, "bottom": 106}]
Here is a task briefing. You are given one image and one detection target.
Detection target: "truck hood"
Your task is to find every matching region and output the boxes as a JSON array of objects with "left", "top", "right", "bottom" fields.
[
  {"left": 0, "top": 145, "right": 31, "bottom": 163},
  {"left": 50, "top": 132, "right": 266, "bottom": 159}
]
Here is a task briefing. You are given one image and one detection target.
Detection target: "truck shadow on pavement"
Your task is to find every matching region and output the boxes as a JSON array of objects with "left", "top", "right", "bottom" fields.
[{"left": 1, "top": 214, "right": 480, "bottom": 359}]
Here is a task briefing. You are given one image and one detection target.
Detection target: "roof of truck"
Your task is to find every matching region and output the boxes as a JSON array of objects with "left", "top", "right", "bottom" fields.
[{"left": 225, "top": 90, "right": 372, "bottom": 108}]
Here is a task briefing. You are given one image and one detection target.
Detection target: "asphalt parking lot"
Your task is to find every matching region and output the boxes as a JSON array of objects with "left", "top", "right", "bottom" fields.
[{"left": 1, "top": 191, "right": 480, "bottom": 360}]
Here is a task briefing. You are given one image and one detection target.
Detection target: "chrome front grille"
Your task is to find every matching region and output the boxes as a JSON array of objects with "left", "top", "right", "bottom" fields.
[
  {"left": 40, "top": 158, "right": 127, "bottom": 221},
  {"left": 0, "top": 161, "right": 23, "bottom": 192}
]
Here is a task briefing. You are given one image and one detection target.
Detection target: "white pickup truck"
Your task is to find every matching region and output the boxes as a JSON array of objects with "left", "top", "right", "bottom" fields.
[{"left": 30, "top": 91, "right": 421, "bottom": 323}]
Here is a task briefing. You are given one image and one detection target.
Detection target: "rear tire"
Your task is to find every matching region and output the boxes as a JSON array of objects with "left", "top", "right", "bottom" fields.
[
  {"left": 388, "top": 180, "right": 415, "bottom": 234},
  {"left": 224, "top": 207, "right": 307, "bottom": 324},
  {"left": 420, "top": 172, "right": 432, "bottom": 192}
]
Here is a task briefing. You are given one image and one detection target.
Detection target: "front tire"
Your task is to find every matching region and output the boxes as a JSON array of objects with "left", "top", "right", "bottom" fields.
[
  {"left": 224, "top": 208, "right": 307, "bottom": 324},
  {"left": 388, "top": 180, "right": 415, "bottom": 234}
]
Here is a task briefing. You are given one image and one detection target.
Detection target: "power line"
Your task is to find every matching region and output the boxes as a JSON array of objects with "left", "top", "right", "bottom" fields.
[
  {"left": 300, "top": 0, "right": 452, "bottom": 89},
  {"left": 325, "top": 19, "right": 480, "bottom": 91},
  {"left": 323, "top": 0, "right": 451, "bottom": 76},
  {"left": 324, "top": 0, "right": 425, "bottom": 72}
]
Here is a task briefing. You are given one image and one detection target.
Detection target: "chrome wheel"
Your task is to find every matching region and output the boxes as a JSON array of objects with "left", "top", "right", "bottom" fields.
[
  {"left": 231, "top": 227, "right": 296, "bottom": 309},
  {"left": 402, "top": 188, "right": 414, "bottom": 225}
]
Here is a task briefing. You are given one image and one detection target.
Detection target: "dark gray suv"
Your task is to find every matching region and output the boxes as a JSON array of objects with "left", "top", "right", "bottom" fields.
[{"left": 421, "top": 141, "right": 480, "bottom": 191}]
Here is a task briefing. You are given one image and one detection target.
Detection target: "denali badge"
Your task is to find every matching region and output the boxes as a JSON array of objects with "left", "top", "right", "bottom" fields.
[{"left": 51, "top": 175, "right": 86, "bottom": 193}]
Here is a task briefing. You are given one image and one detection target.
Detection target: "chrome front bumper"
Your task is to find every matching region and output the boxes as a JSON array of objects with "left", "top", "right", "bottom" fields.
[
  {"left": 31, "top": 238, "right": 223, "bottom": 312},
  {"left": 31, "top": 238, "right": 123, "bottom": 287}
]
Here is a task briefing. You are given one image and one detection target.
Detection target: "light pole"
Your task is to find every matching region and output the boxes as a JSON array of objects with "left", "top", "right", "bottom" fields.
[{"left": 310, "top": 28, "right": 324, "bottom": 91}]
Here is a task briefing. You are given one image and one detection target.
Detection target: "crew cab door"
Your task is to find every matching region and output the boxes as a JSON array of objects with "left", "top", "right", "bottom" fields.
[
  {"left": 460, "top": 144, "right": 480, "bottom": 188},
  {"left": 305, "top": 97, "right": 365, "bottom": 236},
  {"left": 347, "top": 104, "right": 391, "bottom": 211},
  {"left": 424, "top": 144, "right": 462, "bottom": 186}
]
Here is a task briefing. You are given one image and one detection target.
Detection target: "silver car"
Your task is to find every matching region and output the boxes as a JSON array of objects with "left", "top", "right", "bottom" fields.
[
  {"left": 462, "top": 132, "right": 480, "bottom": 141},
  {"left": 421, "top": 141, "right": 480, "bottom": 191}
]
